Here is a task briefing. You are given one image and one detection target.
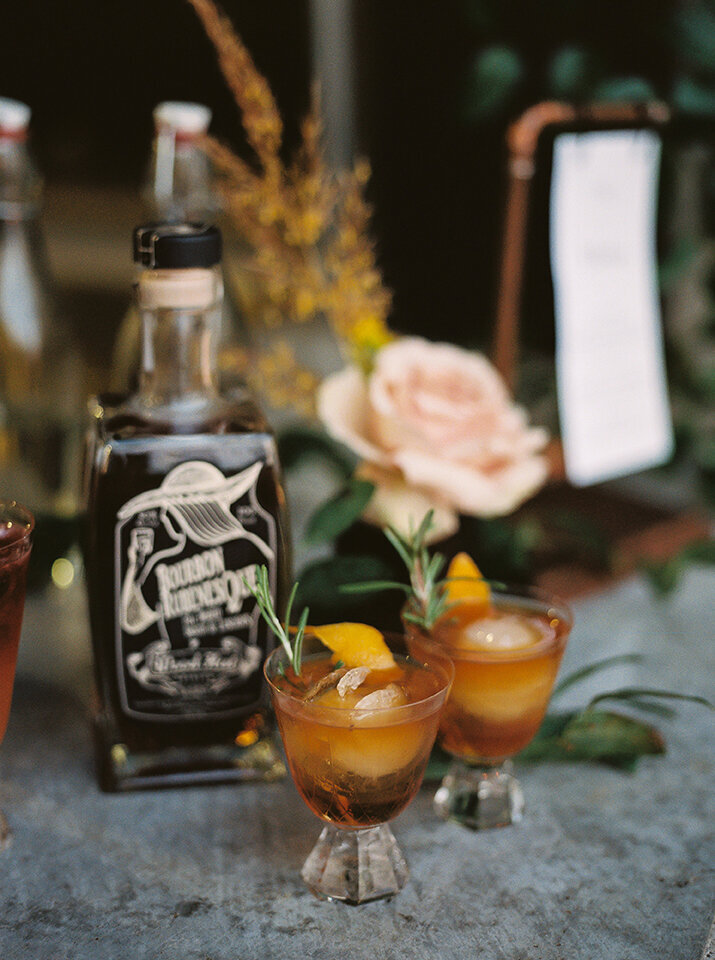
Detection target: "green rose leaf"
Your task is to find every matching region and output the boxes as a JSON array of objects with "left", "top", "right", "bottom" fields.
[
  {"left": 304, "top": 478, "right": 375, "bottom": 544},
  {"left": 277, "top": 425, "right": 357, "bottom": 479}
]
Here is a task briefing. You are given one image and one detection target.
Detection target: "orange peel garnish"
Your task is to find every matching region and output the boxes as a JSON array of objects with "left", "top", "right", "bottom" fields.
[
  {"left": 444, "top": 552, "right": 491, "bottom": 614},
  {"left": 308, "top": 622, "right": 396, "bottom": 671}
]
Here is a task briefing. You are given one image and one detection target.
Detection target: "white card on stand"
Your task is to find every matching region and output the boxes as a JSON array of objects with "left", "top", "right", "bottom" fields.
[{"left": 550, "top": 129, "right": 674, "bottom": 487}]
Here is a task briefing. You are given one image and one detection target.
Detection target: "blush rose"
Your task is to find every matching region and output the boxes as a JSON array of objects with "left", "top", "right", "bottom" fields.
[{"left": 317, "top": 336, "right": 549, "bottom": 532}]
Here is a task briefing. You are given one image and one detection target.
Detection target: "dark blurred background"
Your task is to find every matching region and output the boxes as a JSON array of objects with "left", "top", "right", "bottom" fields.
[
  {"left": 0, "top": 0, "right": 712, "bottom": 411},
  {"left": 1, "top": 2, "right": 311, "bottom": 184}
]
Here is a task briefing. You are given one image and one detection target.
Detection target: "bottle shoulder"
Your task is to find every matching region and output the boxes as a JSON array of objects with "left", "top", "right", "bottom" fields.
[{"left": 95, "top": 389, "right": 272, "bottom": 441}]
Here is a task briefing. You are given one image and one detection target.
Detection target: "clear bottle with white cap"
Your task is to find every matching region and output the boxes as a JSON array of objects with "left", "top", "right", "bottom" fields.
[
  {"left": 85, "top": 222, "right": 289, "bottom": 792},
  {"left": 110, "top": 101, "right": 239, "bottom": 393},
  {"left": 142, "top": 100, "right": 216, "bottom": 223},
  {"left": 0, "top": 97, "right": 83, "bottom": 580}
]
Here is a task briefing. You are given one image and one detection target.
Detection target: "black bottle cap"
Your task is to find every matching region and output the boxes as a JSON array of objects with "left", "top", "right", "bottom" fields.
[{"left": 133, "top": 223, "right": 222, "bottom": 268}]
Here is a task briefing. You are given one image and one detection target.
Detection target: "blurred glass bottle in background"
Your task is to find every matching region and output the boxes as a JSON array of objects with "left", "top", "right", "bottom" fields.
[
  {"left": 142, "top": 100, "right": 216, "bottom": 222},
  {"left": 110, "top": 101, "right": 241, "bottom": 394},
  {"left": 0, "top": 97, "right": 83, "bottom": 586}
]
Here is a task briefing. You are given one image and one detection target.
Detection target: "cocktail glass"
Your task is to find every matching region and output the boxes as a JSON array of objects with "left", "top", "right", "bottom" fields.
[
  {"left": 0, "top": 500, "right": 34, "bottom": 849},
  {"left": 406, "top": 581, "right": 571, "bottom": 830},
  {"left": 264, "top": 632, "right": 453, "bottom": 904}
]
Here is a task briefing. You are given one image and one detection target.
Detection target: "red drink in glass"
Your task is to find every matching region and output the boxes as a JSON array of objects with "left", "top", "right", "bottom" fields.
[
  {"left": 0, "top": 500, "right": 33, "bottom": 849},
  {"left": 0, "top": 502, "right": 33, "bottom": 744}
]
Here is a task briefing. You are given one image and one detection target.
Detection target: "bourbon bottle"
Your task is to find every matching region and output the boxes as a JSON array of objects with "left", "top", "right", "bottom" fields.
[{"left": 85, "top": 223, "right": 289, "bottom": 791}]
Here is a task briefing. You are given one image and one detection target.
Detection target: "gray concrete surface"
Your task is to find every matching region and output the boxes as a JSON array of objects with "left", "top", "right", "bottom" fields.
[{"left": 1, "top": 566, "right": 713, "bottom": 959}]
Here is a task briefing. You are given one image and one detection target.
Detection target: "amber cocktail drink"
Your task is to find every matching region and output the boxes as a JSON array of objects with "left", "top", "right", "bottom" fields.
[
  {"left": 0, "top": 501, "right": 34, "bottom": 848},
  {"left": 265, "top": 632, "right": 452, "bottom": 903},
  {"left": 409, "top": 580, "right": 571, "bottom": 829}
]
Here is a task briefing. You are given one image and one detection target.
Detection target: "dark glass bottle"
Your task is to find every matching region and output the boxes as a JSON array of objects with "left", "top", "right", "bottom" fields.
[{"left": 85, "top": 223, "right": 289, "bottom": 791}]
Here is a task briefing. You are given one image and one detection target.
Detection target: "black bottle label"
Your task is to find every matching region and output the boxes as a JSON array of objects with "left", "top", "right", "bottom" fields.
[{"left": 114, "top": 459, "right": 277, "bottom": 721}]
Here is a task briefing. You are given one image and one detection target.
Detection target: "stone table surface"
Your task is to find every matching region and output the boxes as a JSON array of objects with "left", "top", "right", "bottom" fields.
[{"left": 1, "top": 566, "right": 713, "bottom": 960}]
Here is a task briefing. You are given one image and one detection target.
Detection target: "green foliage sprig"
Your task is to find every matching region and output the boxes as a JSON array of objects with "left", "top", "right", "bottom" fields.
[
  {"left": 384, "top": 512, "right": 450, "bottom": 631},
  {"left": 425, "top": 653, "right": 713, "bottom": 776},
  {"left": 521, "top": 656, "right": 712, "bottom": 769},
  {"left": 244, "top": 565, "right": 309, "bottom": 675},
  {"left": 341, "top": 510, "right": 451, "bottom": 630}
]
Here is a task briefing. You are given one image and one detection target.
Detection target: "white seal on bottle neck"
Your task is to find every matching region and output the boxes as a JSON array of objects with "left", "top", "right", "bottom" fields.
[
  {"left": 153, "top": 101, "right": 212, "bottom": 136},
  {"left": 137, "top": 268, "right": 220, "bottom": 310}
]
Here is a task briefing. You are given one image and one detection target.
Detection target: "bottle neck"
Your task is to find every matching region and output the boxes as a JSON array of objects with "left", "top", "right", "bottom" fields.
[
  {"left": 0, "top": 136, "right": 42, "bottom": 221},
  {"left": 145, "top": 131, "right": 216, "bottom": 222},
  {"left": 136, "top": 268, "right": 221, "bottom": 409}
]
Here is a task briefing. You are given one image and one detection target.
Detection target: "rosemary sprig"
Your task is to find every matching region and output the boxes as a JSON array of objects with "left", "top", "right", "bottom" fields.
[
  {"left": 340, "top": 510, "right": 449, "bottom": 630},
  {"left": 385, "top": 512, "right": 449, "bottom": 631},
  {"left": 243, "top": 565, "right": 308, "bottom": 675}
]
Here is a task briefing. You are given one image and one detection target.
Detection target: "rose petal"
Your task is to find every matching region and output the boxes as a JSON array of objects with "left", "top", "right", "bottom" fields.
[
  {"left": 356, "top": 464, "right": 459, "bottom": 543},
  {"left": 317, "top": 367, "right": 392, "bottom": 468},
  {"left": 316, "top": 337, "right": 550, "bottom": 520},
  {"left": 395, "top": 447, "right": 550, "bottom": 517},
  {"left": 372, "top": 337, "right": 510, "bottom": 405}
]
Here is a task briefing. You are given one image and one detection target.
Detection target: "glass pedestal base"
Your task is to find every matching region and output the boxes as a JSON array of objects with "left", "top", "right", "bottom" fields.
[
  {"left": 301, "top": 823, "right": 409, "bottom": 904},
  {"left": 434, "top": 758, "right": 524, "bottom": 830}
]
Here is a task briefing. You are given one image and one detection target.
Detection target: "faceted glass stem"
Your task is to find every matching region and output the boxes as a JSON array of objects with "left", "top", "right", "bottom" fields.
[
  {"left": 301, "top": 823, "right": 409, "bottom": 904},
  {"left": 433, "top": 758, "right": 525, "bottom": 830}
]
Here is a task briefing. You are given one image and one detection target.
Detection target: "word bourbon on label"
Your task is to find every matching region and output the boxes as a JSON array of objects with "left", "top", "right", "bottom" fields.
[{"left": 85, "top": 224, "right": 290, "bottom": 791}]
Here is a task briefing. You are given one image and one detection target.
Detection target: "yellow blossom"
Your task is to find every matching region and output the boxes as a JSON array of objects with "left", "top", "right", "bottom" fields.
[
  {"left": 294, "top": 288, "right": 316, "bottom": 321},
  {"left": 349, "top": 313, "right": 394, "bottom": 351},
  {"left": 188, "top": 0, "right": 395, "bottom": 415}
]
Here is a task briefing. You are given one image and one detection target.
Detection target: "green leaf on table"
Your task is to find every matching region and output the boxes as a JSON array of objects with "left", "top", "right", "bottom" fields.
[
  {"left": 588, "top": 687, "right": 713, "bottom": 711},
  {"left": 518, "top": 708, "right": 666, "bottom": 770},
  {"left": 552, "top": 654, "right": 645, "bottom": 698},
  {"left": 425, "top": 704, "right": 672, "bottom": 778},
  {"left": 277, "top": 425, "right": 357, "bottom": 478},
  {"left": 612, "top": 697, "right": 677, "bottom": 719},
  {"left": 304, "top": 479, "right": 375, "bottom": 544},
  {"left": 427, "top": 679, "right": 713, "bottom": 775},
  {"left": 562, "top": 709, "right": 666, "bottom": 768}
]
